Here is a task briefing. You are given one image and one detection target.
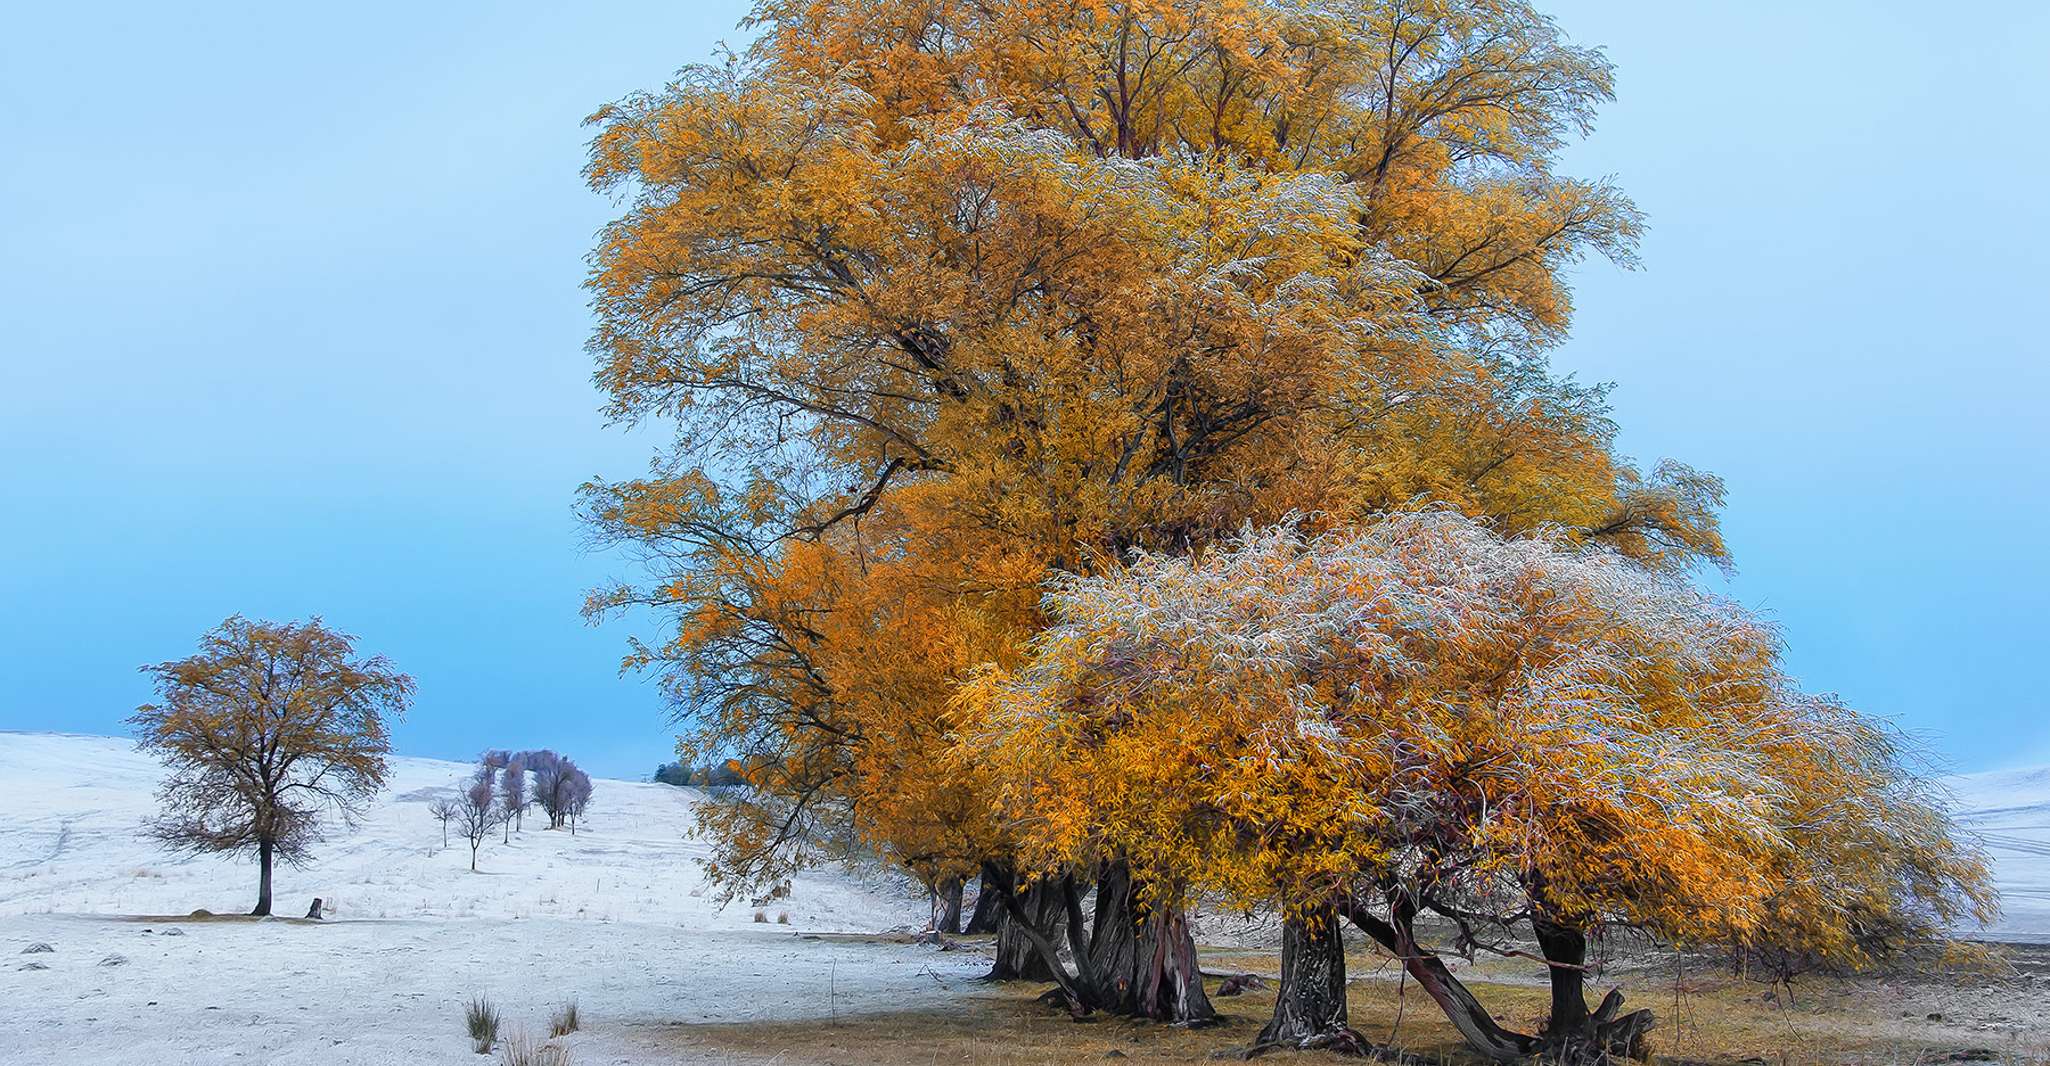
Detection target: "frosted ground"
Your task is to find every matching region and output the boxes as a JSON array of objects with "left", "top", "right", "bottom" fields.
[
  {"left": 3, "top": 732, "right": 2047, "bottom": 1065},
  {"left": 1949, "top": 764, "right": 2050, "bottom": 944},
  {"left": 0, "top": 733, "right": 984, "bottom": 1065}
]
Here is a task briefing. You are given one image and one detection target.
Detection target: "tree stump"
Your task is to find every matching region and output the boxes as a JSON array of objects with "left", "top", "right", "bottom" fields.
[{"left": 304, "top": 897, "right": 324, "bottom": 920}]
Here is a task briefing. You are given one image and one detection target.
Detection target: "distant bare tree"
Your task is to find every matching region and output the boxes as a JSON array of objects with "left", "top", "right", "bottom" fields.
[
  {"left": 132, "top": 616, "right": 412, "bottom": 916},
  {"left": 454, "top": 777, "right": 502, "bottom": 872},
  {"left": 565, "top": 770, "right": 592, "bottom": 835},
  {"left": 429, "top": 797, "right": 459, "bottom": 847},
  {"left": 500, "top": 757, "right": 527, "bottom": 835}
]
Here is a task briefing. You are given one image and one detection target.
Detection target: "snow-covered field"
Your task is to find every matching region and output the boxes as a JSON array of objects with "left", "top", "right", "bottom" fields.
[
  {"left": 0, "top": 732, "right": 985, "bottom": 1065},
  {"left": 1949, "top": 764, "right": 2050, "bottom": 944},
  {"left": 5, "top": 732, "right": 2049, "bottom": 1065}
]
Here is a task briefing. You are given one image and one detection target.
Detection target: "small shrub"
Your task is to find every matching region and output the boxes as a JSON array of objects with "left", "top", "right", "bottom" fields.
[
  {"left": 499, "top": 1030, "right": 573, "bottom": 1066},
  {"left": 775, "top": 912, "right": 790, "bottom": 925},
  {"left": 465, "top": 996, "right": 501, "bottom": 1053},
  {"left": 752, "top": 910, "right": 767, "bottom": 923},
  {"left": 549, "top": 1001, "right": 579, "bottom": 1037}
]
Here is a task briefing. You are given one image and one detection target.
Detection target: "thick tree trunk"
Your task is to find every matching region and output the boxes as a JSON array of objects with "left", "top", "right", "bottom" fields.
[
  {"left": 1256, "top": 903, "right": 1363, "bottom": 1052},
  {"left": 1088, "top": 863, "right": 1139, "bottom": 1002},
  {"left": 1531, "top": 915, "right": 1653, "bottom": 1063},
  {"left": 1533, "top": 914, "right": 1591, "bottom": 1040},
  {"left": 1343, "top": 897, "right": 1536, "bottom": 1062},
  {"left": 1131, "top": 903, "right": 1215, "bottom": 1024},
  {"left": 1090, "top": 863, "right": 1216, "bottom": 1024},
  {"left": 252, "top": 839, "right": 275, "bottom": 917},
  {"left": 965, "top": 876, "right": 1003, "bottom": 934},
  {"left": 988, "top": 879, "right": 1061, "bottom": 982},
  {"left": 979, "top": 865, "right": 1126, "bottom": 1018},
  {"left": 934, "top": 877, "right": 964, "bottom": 934}
]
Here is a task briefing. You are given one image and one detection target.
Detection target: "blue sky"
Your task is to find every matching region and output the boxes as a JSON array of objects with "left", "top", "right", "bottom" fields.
[{"left": 2, "top": 2, "right": 2044, "bottom": 778}]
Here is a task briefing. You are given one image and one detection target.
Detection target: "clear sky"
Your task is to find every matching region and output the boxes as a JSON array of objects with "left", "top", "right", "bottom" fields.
[{"left": 3, "top": 2, "right": 2045, "bottom": 778}]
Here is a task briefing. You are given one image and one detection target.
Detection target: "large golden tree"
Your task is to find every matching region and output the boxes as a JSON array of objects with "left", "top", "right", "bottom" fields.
[{"left": 582, "top": 0, "right": 1729, "bottom": 1026}]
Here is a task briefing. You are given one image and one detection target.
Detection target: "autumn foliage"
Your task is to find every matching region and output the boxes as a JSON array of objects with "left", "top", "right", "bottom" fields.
[
  {"left": 961, "top": 512, "right": 1993, "bottom": 1053},
  {"left": 579, "top": 0, "right": 1990, "bottom": 1057}
]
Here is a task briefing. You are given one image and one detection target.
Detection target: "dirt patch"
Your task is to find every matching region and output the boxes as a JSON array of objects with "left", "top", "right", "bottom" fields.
[{"left": 110, "top": 912, "right": 324, "bottom": 926}]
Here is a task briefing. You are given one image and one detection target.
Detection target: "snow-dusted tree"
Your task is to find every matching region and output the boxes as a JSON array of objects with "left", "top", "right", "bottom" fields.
[
  {"left": 454, "top": 777, "right": 502, "bottom": 872},
  {"left": 500, "top": 757, "right": 527, "bottom": 833},
  {"left": 429, "top": 797, "right": 458, "bottom": 847},
  {"left": 563, "top": 769, "right": 593, "bottom": 835},
  {"left": 964, "top": 512, "right": 1994, "bottom": 1059},
  {"left": 520, "top": 750, "right": 593, "bottom": 830},
  {"left": 132, "top": 616, "right": 412, "bottom": 916}
]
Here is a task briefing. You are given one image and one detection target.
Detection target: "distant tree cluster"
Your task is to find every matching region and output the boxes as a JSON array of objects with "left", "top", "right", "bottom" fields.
[
  {"left": 652, "top": 760, "right": 745, "bottom": 788},
  {"left": 521, "top": 749, "right": 594, "bottom": 830},
  {"left": 431, "top": 749, "right": 594, "bottom": 871}
]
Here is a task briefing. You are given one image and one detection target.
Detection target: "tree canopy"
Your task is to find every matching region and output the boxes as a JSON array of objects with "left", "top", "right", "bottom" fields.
[{"left": 959, "top": 511, "right": 1992, "bottom": 1051}]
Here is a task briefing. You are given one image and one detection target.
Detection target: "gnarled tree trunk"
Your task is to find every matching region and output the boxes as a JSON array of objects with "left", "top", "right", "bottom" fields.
[
  {"left": 1132, "top": 902, "right": 1215, "bottom": 1024},
  {"left": 965, "top": 876, "right": 1003, "bottom": 934},
  {"left": 1089, "top": 863, "right": 1216, "bottom": 1025},
  {"left": 933, "top": 877, "right": 964, "bottom": 934},
  {"left": 987, "top": 874, "right": 1061, "bottom": 983},
  {"left": 1088, "top": 862, "right": 1138, "bottom": 999},
  {"left": 1343, "top": 896, "right": 1535, "bottom": 1062},
  {"left": 1534, "top": 915, "right": 1654, "bottom": 1062},
  {"left": 1533, "top": 914, "right": 1591, "bottom": 1040},
  {"left": 1257, "top": 902, "right": 1364, "bottom": 1052}
]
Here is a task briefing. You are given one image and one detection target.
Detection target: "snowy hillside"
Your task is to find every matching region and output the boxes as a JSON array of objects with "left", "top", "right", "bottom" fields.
[
  {"left": 1949, "top": 764, "right": 2050, "bottom": 944},
  {"left": 0, "top": 731, "right": 921, "bottom": 927},
  {"left": 0, "top": 732, "right": 982, "bottom": 1066}
]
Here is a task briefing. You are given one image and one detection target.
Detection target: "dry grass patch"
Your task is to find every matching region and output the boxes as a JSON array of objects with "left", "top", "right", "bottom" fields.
[
  {"left": 662, "top": 957, "right": 2049, "bottom": 1066},
  {"left": 672, "top": 986, "right": 1275, "bottom": 1066},
  {"left": 498, "top": 1029, "right": 572, "bottom": 1066},
  {"left": 465, "top": 996, "right": 501, "bottom": 1054}
]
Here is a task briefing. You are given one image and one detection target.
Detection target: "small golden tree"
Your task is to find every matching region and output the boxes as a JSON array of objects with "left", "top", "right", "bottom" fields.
[{"left": 132, "top": 616, "right": 413, "bottom": 916}]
